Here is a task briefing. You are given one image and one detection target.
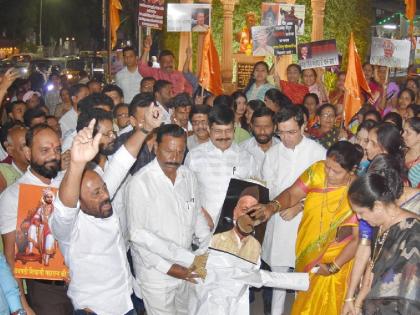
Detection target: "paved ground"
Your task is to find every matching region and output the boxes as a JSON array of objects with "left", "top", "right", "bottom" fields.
[{"left": 250, "top": 290, "right": 294, "bottom": 315}]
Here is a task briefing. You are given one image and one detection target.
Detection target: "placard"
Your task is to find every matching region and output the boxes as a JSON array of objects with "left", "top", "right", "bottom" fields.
[
  {"left": 298, "top": 39, "right": 339, "bottom": 69},
  {"left": 252, "top": 26, "right": 275, "bottom": 56},
  {"left": 237, "top": 63, "right": 255, "bottom": 89},
  {"left": 14, "top": 184, "right": 68, "bottom": 280},
  {"left": 370, "top": 37, "right": 411, "bottom": 69},
  {"left": 272, "top": 25, "right": 297, "bottom": 56},
  {"left": 167, "top": 4, "right": 211, "bottom": 32},
  {"left": 261, "top": 3, "right": 305, "bottom": 35},
  {"left": 138, "top": 0, "right": 165, "bottom": 30}
]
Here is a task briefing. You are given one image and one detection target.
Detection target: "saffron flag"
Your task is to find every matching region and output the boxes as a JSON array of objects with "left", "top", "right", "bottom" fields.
[
  {"left": 198, "top": 30, "right": 223, "bottom": 96},
  {"left": 343, "top": 33, "right": 371, "bottom": 126},
  {"left": 405, "top": 0, "right": 416, "bottom": 37},
  {"left": 110, "top": 0, "right": 122, "bottom": 49}
]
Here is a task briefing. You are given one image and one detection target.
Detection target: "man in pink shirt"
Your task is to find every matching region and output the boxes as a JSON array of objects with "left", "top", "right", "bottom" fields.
[{"left": 139, "top": 36, "right": 193, "bottom": 96}]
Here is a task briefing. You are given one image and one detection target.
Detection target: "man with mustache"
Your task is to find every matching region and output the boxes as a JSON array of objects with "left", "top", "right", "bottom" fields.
[
  {"left": 126, "top": 124, "right": 211, "bottom": 315},
  {"left": 185, "top": 106, "right": 257, "bottom": 229},
  {"left": 187, "top": 105, "right": 210, "bottom": 150},
  {"left": 239, "top": 106, "right": 279, "bottom": 175},
  {"left": 49, "top": 119, "right": 137, "bottom": 315},
  {"left": 139, "top": 36, "right": 193, "bottom": 96}
]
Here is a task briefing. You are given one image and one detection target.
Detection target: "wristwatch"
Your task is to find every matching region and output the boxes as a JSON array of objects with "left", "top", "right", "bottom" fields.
[{"left": 12, "top": 309, "right": 27, "bottom": 315}]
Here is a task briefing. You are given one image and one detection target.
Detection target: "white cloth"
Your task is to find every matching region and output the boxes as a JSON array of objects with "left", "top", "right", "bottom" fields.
[
  {"left": 239, "top": 137, "right": 280, "bottom": 176},
  {"left": 184, "top": 141, "right": 258, "bottom": 224},
  {"left": 44, "top": 89, "right": 61, "bottom": 114},
  {"left": 0, "top": 144, "right": 8, "bottom": 161},
  {"left": 117, "top": 124, "right": 133, "bottom": 137},
  {"left": 126, "top": 159, "right": 211, "bottom": 294},
  {"left": 271, "top": 266, "right": 290, "bottom": 315},
  {"left": 261, "top": 137, "right": 326, "bottom": 267},
  {"left": 61, "top": 130, "right": 77, "bottom": 152},
  {"left": 0, "top": 168, "right": 64, "bottom": 235},
  {"left": 156, "top": 101, "right": 171, "bottom": 125},
  {"left": 116, "top": 67, "right": 142, "bottom": 104},
  {"left": 59, "top": 107, "right": 77, "bottom": 139},
  {"left": 187, "top": 135, "right": 208, "bottom": 151}
]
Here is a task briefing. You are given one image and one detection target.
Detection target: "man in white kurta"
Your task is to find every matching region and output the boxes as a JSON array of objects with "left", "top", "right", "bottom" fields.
[
  {"left": 185, "top": 106, "right": 257, "bottom": 226},
  {"left": 261, "top": 106, "right": 326, "bottom": 314},
  {"left": 126, "top": 124, "right": 211, "bottom": 315}
]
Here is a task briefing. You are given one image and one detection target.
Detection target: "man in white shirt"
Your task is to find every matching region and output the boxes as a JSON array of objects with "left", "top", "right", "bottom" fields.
[
  {"left": 0, "top": 124, "right": 72, "bottom": 315},
  {"left": 187, "top": 105, "right": 210, "bottom": 150},
  {"left": 116, "top": 46, "right": 143, "bottom": 104},
  {"left": 185, "top": 106, "right": 257, "bottom": 228},
  {"left": 260, "top": 106, "right": 326, "bottom": 315},
  {"left": 126, "top": 124, "right": 211, "bottom": 315},
  {"left": 50, "top": 119, "right": 139, "bottom": 315},
  {"left": 114, "top": 103, "right": 132, "bottom": 136},
  {"left": 239, "top": 106, "right": 279, "bottom": 175},
  {"left": 59, "top": 83, "right": 89, "bottom": 138},
  {"left": 154, "top": 80, "right": 173, "bottom": 124}
]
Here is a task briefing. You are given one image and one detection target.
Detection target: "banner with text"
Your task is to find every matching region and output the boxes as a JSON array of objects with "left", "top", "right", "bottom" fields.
[
  {"left": 261, "top": 3, "right": 305, "bottom": 36},
  {"left": 370, "top": 37, "right": 411, "bottom": 69},
  {"left": 298, "top": 39, "right": 339, "bottom": 69},
  {"left": 138, "top": 0, "right": 165, "bottom": 30},
  {"left": 167, "top": 4, "right": 211, "bottom": 32}
]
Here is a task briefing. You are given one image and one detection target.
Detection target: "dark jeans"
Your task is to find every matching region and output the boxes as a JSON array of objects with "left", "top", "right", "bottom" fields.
[{"left": 74, "top": 310, "right": 136, "bottom": 315}]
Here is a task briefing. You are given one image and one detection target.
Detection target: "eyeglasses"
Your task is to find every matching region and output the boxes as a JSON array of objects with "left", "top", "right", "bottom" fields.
[
  {"left": 276, "top": 130, "right": 299, "bottom": 136},
  {"left": 102, "top": 130, "right": 117, "bottom": 139}
]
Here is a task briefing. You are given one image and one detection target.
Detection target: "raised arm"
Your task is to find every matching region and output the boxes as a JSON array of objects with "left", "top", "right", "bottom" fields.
[{"left": 0, "top": 68, "right": 19, "bottom": 111}]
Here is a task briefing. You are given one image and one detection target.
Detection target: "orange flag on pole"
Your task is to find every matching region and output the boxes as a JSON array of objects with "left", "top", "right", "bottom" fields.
[
  {"left": 110, "top": 0, "right": 122, "bottom": 49},
  {"left": 343, "top": 33, "right": 371, "bottom": 126},
  {"left": 198, "top": 30, "right": 223, "bottom": 96},
  {"left": 405, "top": 0, "right": 416, "bottom": 38}
]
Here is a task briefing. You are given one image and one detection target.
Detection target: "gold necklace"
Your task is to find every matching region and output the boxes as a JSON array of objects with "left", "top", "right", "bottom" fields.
[{"left": 369, "top": 226, "right": 389, "bottom": 269}]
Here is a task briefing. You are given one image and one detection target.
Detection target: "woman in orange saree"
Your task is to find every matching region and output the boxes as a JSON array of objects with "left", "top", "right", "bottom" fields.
[{"left": 247, "top": 141, "right": 363, "bottom": 315}]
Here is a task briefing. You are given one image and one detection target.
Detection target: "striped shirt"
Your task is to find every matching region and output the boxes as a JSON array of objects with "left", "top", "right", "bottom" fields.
[{"left": 184, "top": 141, "right": 258, "bottom": 224}]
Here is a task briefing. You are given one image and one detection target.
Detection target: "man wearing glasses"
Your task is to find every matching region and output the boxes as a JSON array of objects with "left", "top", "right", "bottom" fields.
[{"left": 261, "top": 106, "right": 325, "bottom": 315}]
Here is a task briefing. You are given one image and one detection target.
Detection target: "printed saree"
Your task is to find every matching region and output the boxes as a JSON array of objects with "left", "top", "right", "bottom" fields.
[{"left": 291, "top": 161, "right": 358, "bottom": 315}]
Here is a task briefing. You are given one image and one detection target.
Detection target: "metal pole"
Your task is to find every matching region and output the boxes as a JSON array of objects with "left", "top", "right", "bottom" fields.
[
  {"left": 107, "top": 0, "right": 112, "bottom": 83},
  {"left": 102, "top": 0, "right": 107, "bottom": 50},
  {"left": 39, "top": 0, "right": 43, "bottom": 45}
]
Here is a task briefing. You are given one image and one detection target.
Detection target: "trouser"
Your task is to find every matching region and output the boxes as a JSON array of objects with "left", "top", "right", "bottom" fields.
[
  {"left": 74, "top": 309, "right": 136, "bottom": 315},
  {"left": 141, "top": 282, "right": 189, "bottom": 315},
  {"left": 271, "top": 266, "right": 292, "bottom": 315},
  {"left": 26, "top": 279, "right": 74, "bottom": 315}
]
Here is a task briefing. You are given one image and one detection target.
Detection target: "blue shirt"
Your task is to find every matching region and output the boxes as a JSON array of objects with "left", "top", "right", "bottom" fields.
[{"left": 0, "top": 253, "right": 22, "bottom": 313}]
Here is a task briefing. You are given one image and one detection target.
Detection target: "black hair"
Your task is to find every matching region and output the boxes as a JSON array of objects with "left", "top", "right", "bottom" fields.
[
  {"left": 159, "top": 50, "right": 175, "bottom": 59},
  {"left": 382, "top": 112, "right": 403, "bottom": 132},
  {"left": 408, "top": 104, "right": 420, "bottom": 117},
  {"left": 231, "top": 91, "right": 247, "bottom": 112},
  {"left": 251, "top": 106, "right": 275, "bottom": 124},
  {"left": 156, "top": 124, "right": 186, "bottom": 144},
  {"left": 76, "top": 108, "right": 113, "bottom": 135},
  {"left": 326, "top": 141, "right": 364, "bottom": 172},
  {"left": 213, "top": 94, "right": 233, "bottom": 109},
  {"left": 141, "top": 76, "right": 156, "bottom": 86},
  {"left": 129, "top": 92, "right": 154, "bottom": 117},
  {"left": 59, "top": 87, "right": 70, "bottom": 97},
  {"left": 122, "top": 46, "right": 136, "bottom": 56},
  {"left": 363, "top": 109, "right": 381, "bottom": 122},
  {"left": 286, "top": 63, "right": 302, "bottom": 74},
  {"left": 349, "top": 173, "right": 399, "bottom": 209},
  {"left": 303, "top": 93, "right": 320, "bottom": 105},
  {"left": 102, "top": 84, "right": 124, "bottom": 99},
  {"left": 264, "top": 88, "right": 293, "bottom": 111},
  {"left": 373, "top": 123, "right": 405, "bottom": 161},
  {"left": 78, "top": 93, "right": 114, "bottom": 113},
  {"left": 113, "top": 103, "right": 129, "bottom": 117},
  {"left": 357, "top": 119, "right": 378, "bottom": 134},
  {"left": 23, "top": 107, "right": 47, "bottom": 127},
  {"left": 316, "top": 103, "right": 336, "bottom": 116},
  {"left": 189, "top": 105, "right": 211, "bottom": 122},
  {"left": 243, "top": 61, "right": 270, "bottom": 95},
  {"left": 405, "top": 77, "right": 419, "bottom": 90},
  {"left": 296, "top": 104, "right": 309, "bottom": 121},
  {"left": 153, "top": 80, "right": 172, "bottom": 95},
  {"left": 0, "top": 121, "right": 25, "bottom": 150},
  {"left": 247, "top": 99, "right": 265, "bottom": 112},
  {"left": 5, "top": 100, "right": 27, "bottom": 115},
  {"left": 275, "top": 106, "right": 305, "bottom": 127},
  {"left": 367, "top": 154, "right": 404, "bottom": 200},
  {"left": 25, "top": 123, "right": 57, "bottom": 147},
  {"left": 69, "top": 83, "right": 88, "bottom": 98},
  {"left": 357, "top": 104, "right": 375, "bottom": 116},
  {"left": 208, "top": 106, "right": 234, "bottom": 127},
  {"left": 397, "top": 88, "right": 416, "bottom": 103},
  {"left": 303, "top": 68, "right": 317, "bottom": 79},
  {"left": 169, "top": 93, "right": 193, "bottom": 109},
  {"left": 406, "top": 117, "right": 420, "bottom": 134}
]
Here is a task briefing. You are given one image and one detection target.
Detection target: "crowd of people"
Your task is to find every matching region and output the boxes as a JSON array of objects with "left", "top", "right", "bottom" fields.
[{"left": 0, "top": 35, "right": 419, "bottom": 315}]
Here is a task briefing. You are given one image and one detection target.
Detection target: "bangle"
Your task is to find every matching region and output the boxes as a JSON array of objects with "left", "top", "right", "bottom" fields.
[
  {"left": 344, "top": 297, "right": 355, "bottom": 302},
  {"left": 332, "top": 260, "right": 341, "bottom": 271},
  {"left": 327, "top": 262, "right": 340, "bottom": 274},
  {"left": 269, "top": 200, "right": 281, "bottom": 213},
  {"left": 139, "top": 127, "right": 150, "bottom": 135}
]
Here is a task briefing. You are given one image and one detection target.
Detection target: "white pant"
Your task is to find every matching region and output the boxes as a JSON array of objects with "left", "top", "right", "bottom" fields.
[
  {"left": 271, "top": 266, "right": 290, "bottom": 315},
  {"left": 141, "top": 281, "right": 189, "bottom": 315}
]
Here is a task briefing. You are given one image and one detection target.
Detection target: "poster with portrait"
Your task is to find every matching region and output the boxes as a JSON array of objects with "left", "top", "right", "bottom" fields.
[
  {"left": 211, "top": 179, "right": 269, "bottom": 264},
  {"left": 298, "top": 39, "right": 339, "bottom": 69},
  {"left": 138, "top": 0, "right": 165, "bottom": 30},
  {"left": 261, "top": 3, "right": 305, "bottom": 36},
  {"left": 14, "top": 184, "right": 68, "bottom": 280},
  {"left": 167, "top": 4, "right": 211, "bottom": 32},
  {"left": 252, "top": 26, "right": 275, "bottom": 56},
  {"left": 370, "top": 37, "right": 411, "bottom": 69}
]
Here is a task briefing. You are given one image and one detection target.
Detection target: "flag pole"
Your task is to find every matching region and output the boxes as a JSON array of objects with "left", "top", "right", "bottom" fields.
[{"left": 107, "top": 0, "right": 112, "bottom": 83}]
